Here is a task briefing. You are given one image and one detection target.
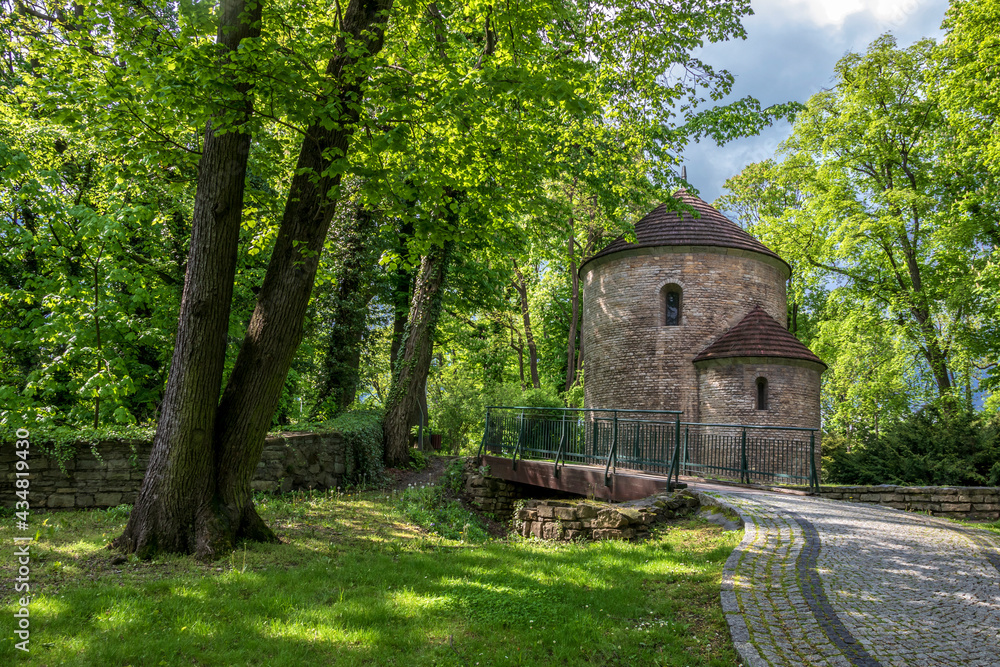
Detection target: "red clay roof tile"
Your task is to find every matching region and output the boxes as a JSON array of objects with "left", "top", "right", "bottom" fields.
[
  {"left": 585, "top": 190, "right": 786, "bottom": 269},
  {"left": 694, "top": 305, "right": 826, "bottom": 367}
]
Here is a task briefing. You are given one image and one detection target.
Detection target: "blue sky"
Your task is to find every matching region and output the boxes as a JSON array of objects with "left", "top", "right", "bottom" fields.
[{"left": 684, "top": 0, "right": 951, "bottom": 204}]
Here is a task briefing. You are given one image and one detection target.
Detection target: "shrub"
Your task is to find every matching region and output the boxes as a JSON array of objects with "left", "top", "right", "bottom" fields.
[
  {"left": 396, "top": 482, "right": 489, "bottom": 542},
  {"left": 429, "top": 380, "right": 565, "bottom": 455},
  {"left": 327, "top": 410, "right": 384, "bottom": 486},
  {"left": 824, "top": 407, "right": 1000, "bottom": 486}
]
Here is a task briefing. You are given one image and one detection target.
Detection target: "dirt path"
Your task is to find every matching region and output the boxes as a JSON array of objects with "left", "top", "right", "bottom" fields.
[{"left": 383, "top": 454, "right": 459, "bottom": 492}]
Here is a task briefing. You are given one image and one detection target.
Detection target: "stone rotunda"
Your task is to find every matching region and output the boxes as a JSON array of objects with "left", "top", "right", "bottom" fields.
[{"left": 580, "top": 190, "right": 826, "bottom": 430}]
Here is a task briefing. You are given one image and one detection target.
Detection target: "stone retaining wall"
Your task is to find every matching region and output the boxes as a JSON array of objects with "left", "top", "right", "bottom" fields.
[
  {"left": 1, "top": 432, "right": 352, "bottom": 509},
  {"left": 515, "top": 491, "right": 700, "bottom": 541},
  {"left": 817, "top": 485, "right": 1000, "bottom": 520},
  {"left": 462, "top": 459, "right": 524, "bottom": 519}
]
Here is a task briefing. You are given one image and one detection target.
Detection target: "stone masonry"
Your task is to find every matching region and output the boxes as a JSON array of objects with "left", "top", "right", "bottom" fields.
[
  {"left": 582, "top": 246, "right": 788, "bottom": 419},
  {"left": 0, "top": 431, "right": 353, "bottom": 509},
  {"left": 514, "top": 491, "right": 701, "bottom": 542},
  {"left": 462, "top": 458, "right": 524, "bottom": 520},
  {"left": 815, "top": 484, "right": 1000, "bottom": 520}
]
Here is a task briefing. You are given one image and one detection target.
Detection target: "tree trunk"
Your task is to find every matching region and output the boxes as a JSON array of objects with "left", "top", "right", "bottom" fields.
[
  {"left": 565, "top": 214, "right": 580, "bottom": 391},
  {"left": 513, "top": 264, "right": 540, "bottom": 389},
  {"left": 115, "top": 0, "right": 395, "bottom": 559},
  {"left": 114, "top": 0, "right": 263, "bottom": 558},
  {"left": 389, "top": 220, "right": 415, "bottom": 374},
  {"left": 313, "top": 203, "right": 377, "bottom": 415},
  {"left": 383, "top": 240, "right": 453, "bottom": 466},
  {"left": 209, "top": 0, "right": 395, "bottom": 556}
]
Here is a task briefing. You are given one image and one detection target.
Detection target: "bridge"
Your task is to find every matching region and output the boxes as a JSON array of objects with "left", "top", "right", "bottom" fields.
[{"left": 477, "top": 406, "right": 820, "bottom": 501}]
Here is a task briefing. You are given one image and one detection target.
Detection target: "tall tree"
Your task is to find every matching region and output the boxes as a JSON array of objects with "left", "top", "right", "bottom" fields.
[
  {"left": 718, "top": 35, "right": 991, "bottom": 429},
  {"left": 116, "top": 0, "right": 394, "bottom": 557}
]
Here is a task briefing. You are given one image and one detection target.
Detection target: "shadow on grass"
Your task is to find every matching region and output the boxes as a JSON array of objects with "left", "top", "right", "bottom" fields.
[{"left": 0, "top": 500, "right": 739, "bottom": 667}]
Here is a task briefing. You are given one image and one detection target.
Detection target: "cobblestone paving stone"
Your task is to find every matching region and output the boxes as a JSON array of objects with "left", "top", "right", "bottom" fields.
[{"left": 699, "top": 488, "right": 1000, "bottom": 667}]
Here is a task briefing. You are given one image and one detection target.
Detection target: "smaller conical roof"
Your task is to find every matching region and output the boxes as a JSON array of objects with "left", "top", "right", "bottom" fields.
[
  {"left": 694, "top": 306, "right": 826, "bottom": 368},
  {"left": 583, "top": 190, "right": 788, "bottom": 274}
]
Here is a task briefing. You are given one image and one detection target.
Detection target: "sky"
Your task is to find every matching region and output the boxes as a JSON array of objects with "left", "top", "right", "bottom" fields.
[{"left": 684, "top": 0, "right": 952, "bottom": 204}]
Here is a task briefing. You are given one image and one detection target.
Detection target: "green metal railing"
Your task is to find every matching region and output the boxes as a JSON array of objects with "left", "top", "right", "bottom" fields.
[{"left": 478, "top": 407, "right": 820, "bottom": 492}]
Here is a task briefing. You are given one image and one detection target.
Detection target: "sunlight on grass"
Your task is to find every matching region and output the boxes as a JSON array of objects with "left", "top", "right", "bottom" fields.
[{"left": 0, "top": 490, "right": 742, "bottom": 666}]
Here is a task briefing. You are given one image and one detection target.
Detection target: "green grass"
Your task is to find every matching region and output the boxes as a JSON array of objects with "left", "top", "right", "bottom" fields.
[{"left": 0, "top": 490, "right": 742, "bottom": 666}]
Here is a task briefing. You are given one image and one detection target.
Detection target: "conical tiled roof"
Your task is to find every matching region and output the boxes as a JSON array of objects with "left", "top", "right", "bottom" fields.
[
  {"left": 584, "top": 191, "right": 788, "bottom": 272},
  {"left": 694, "top": 306, "right": 826, "bottom": 368}
]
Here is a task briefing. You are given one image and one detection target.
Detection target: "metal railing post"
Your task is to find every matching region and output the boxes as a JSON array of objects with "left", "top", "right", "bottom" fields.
[
  {"left": 513, "top": 409, "right": 526, "bottom": 470},
  {"left": 740, "top": 427, "right": 748, "bottom": 484},
  {"left": 809, "top": 430, "right": 818, "bottom": 492},
  {"left": 555, "top": 411, "right": 567, "bottom": 478},
  {"left": 604, "top": 410, "right": 618, "bottom": 486},
  {"left": 683, "top": 426, "right": 689, "bottom": 477}
]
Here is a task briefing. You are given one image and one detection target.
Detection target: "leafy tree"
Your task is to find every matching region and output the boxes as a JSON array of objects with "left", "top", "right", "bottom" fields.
[{"left": 718, "top": 35, "right": 991, "bottom": 433}]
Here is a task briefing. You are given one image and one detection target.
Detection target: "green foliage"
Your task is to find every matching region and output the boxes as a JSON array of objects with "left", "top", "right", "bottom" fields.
[
  {"left": 716, "top": 34, "right": 996, "bottom": 430},
  {"left": 428, "top": 372, "right": 565, "bottom": 454},
  {"left": 0, "top": 423, "right": 153, "bottom": 472},
  {"left": 327, "top": 410, "right": 385, "bottom": 486},
  {"left": 395, "top": 480, "right": 489, "bottom": 543},
  {"left": 824, "top": 408, "right": 1000, "bottom": 486},
  {"left": 406, "top": 448, "right": 429, "bottom": 471}
]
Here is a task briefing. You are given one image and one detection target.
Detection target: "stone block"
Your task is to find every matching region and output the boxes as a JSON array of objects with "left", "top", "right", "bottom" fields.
[
  {"left": 75, "top": 494, "right": 94, "bottom": 507},
  {"left": 94, "top": 492, "right": 123, "bottom": 506},
  {"left": 939, "top": 503, "right": 972, "bottom": 513},
  {"left": 973, "top": 503, "right": 1000, "bottom": 511},
  {"left": 881, "top": 493, "right": 905, "bottom": 502},
  {"left": 593, "top": 510, "right": 628, "bottom": 529},
  {"left": 575, "top": 505, "right": 597, "bottom": 519},
  {"left": 553, "top": 507, "right": 577, "bottom": 521},
  {"left": 859, "top": 493, "right": 882, "bottom": 502},
  {"left": 563, "top": 530, "right": 582, "bottom": 540},
  {"left": 541, "top": 523, "right": 563, "bottom": 540},
  {"left": 536, "top": 505, "right": 556, "bottom": 519},
  {"left": 592, "top": 528, "right": 623, "bottom": 540},
  {"left": 617, "top": 507, "right": 643, "bottom": 522},
  {"left": 47, "top": 494, "right": 75, "bottom": 508}
]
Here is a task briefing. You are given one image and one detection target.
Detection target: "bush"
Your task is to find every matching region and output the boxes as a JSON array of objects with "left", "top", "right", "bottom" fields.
[
  {"left": 824, "top": 407, "right": 1000, "bottom": 486},
  {"left": 396, "top": 461, "right": 488, "bottom": 542},
  {"left": 327, "top": 410, "right": 384, "bottom": 486},
  {"left": 428, "top": 379, "right": 565, "bottom": 455}
]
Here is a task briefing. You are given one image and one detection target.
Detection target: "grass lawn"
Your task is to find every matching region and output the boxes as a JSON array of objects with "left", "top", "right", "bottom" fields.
[{"left": 0, "top": 490, "right": 742, "bottom": 666}]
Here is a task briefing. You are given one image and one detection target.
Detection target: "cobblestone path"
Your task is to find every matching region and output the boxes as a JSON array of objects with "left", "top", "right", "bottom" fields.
[{"left": 698, "top": 487, "right": 1000, "bottom": 667}]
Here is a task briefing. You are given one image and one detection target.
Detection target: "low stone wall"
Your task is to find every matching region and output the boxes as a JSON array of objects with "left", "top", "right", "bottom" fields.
[
  {"left": 1, "top": 432, "right": 352, "bottom": 509},
  {"left": 515, "top": 491, "right": 700, "bottom": 541},
  {"left": 462, "top": 459, "right": 524, "bottom": 519},
  {"left": 817, "top": 485, "right": 1000, "bottom": 520}
]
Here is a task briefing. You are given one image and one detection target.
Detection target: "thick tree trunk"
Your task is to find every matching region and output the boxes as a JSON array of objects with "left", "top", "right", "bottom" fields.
[
  {"left": 209, "top": 0, "right": 395, "bottom": 556},
  {"left": 313, "top": 203, "right": 377, "bottom": 415},
  {"left": 513, "top": 264, "right": 540, "bottom": 389},
  {"left": 383, "top": 241, "right": 453, "bottom": 466},
  {"left": 115, "top": 0, "right": 395, "bottom": 559},
  {"left": 114, "top": 0, "right": 262, "bottom": 558}
]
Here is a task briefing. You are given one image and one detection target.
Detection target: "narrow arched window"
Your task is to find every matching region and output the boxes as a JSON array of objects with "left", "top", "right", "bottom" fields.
[
  {"left": 756, "top": 378, "right": 768, "bottom": 410},
  {"left": 663, "top": 286, "right": 682, "bottom": 326}
]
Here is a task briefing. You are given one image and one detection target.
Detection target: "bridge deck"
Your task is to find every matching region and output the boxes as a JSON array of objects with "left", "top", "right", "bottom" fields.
[{"left": 481, "top": 455, "right": 683, "bottom": 501}]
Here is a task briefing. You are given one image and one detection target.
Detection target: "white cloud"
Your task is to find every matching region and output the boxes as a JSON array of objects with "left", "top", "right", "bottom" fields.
[{"left": 753, "top": 0, "right": 929, "bottom": 29}]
